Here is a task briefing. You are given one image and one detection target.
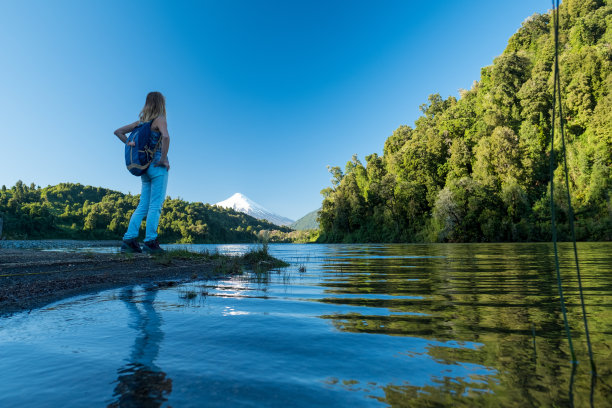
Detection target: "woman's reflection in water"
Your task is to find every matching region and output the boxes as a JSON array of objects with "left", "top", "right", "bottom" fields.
[{"left": 108, "top": 287, "right": 172, "bottom": 408}]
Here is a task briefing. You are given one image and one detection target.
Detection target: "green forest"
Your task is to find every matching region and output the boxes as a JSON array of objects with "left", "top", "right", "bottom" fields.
[
  {"left": 318, "top": 0, "right": 611, "bottom": 243},
  {"left": 0, "top": 181, "right": 292, "bottom": 243}
]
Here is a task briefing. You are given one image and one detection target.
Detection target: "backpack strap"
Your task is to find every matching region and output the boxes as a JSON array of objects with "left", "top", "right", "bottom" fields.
[{"left": 150, "top": 117, "right": 162, "bottom": 154}]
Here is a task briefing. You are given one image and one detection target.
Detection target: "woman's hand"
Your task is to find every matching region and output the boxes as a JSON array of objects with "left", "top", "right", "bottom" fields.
[
  {"left": 155, "top": 158, "right": 170, "bottom": 170},
  {"left": 114, "top": 121, "right": 139, "bottom": 144},
  {"left": 126, "top": 141, "right": 136, "bottom": 147}
]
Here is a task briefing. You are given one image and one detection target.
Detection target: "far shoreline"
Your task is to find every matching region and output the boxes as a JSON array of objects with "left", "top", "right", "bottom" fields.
[{"left": 1, "top": 239, "right": 607, "bottom": 251}]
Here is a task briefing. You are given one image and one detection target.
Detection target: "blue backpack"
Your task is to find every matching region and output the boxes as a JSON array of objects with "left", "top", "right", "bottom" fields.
[{"left": 125, "top": 120, "right": 160, "bottom": 176}]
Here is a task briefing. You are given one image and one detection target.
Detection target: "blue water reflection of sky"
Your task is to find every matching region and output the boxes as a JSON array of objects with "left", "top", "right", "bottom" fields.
[{"left": 0, "top": 243, "right": 496, "bottom": 407}]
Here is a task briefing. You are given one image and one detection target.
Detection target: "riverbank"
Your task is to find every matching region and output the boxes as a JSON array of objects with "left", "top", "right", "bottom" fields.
[
  {"left": 0, "top": 239, "right": 122, "bottom": 250},
  {"left": 0, "top": 246, "right": 288, "bottom": 317}
]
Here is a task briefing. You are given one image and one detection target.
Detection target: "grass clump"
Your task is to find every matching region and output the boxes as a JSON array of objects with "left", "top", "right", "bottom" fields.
[
  {"left": 213, "top": 256, "right": 243, "bottom": 275},
  {"left": 141, "top": 245, "right": 288, "bottom": 276},
  {"left": 241, "top": 244, "right": 289, "bottom": 273},
  {"left": 152, "top": 249, "right": 212, "bottom": 265}
]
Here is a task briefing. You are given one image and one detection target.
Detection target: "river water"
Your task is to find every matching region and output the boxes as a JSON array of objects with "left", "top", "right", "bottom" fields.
[{"left": 0, "top": 243, "right": 610, "bottom": 407}]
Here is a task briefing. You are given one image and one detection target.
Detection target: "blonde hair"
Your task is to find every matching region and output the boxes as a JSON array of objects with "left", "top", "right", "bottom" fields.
[{"left": 139, "top": 91, "right": 166, "bottom": 123}]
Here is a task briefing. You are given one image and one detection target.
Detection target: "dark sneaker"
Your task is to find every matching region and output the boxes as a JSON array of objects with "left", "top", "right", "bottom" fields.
[
  {"left": 143, "top": 239, "right": 165, "bottom": 254},
  {"left": 121, "top": 238, "right": 142, "bottom": 253}
]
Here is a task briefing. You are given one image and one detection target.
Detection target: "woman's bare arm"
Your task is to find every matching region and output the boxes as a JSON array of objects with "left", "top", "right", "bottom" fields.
[
  {"left": 154, "top": 116, "right": 170, "bottom": 169},
  {"left": 114, "top": 121, "right": 139, "bottom": 146}
]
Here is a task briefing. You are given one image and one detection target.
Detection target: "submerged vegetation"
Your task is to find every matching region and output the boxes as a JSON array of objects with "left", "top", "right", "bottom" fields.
[{"left": 319, "top": 0, "right": 611, "bottom": 243}]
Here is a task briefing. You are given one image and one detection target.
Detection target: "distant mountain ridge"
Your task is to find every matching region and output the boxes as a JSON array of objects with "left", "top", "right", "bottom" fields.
[
  {"left": 215, "top": 193, "right": 294, "bottom": 227},
  {"left": 291, "top": 208, "right": 320, "bottom": 230}
]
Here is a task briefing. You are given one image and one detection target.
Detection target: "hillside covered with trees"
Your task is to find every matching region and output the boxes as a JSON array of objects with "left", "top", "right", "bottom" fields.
[
  {"left": 0, "top": 181, "right": 291, "bottom": 243},
  {"left": 319, "top": 0, "right": 611, "bottom": 243}
]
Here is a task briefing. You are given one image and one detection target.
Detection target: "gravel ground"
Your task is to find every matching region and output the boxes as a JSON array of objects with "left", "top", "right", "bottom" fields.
[{"left": 0, "top": 244, "right": 231, "bottom": 317}]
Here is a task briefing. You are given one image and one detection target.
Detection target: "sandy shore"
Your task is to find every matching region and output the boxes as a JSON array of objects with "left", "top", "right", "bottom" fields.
[{"left": 0, "top": 248, "right": 230, "bottom": 317}]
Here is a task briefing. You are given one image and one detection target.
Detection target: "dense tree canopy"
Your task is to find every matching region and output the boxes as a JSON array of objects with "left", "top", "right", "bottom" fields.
[
  {"left": 319, "top": 1, "right": 611, "bottom": 242},
  {"left": 0, "top": 182, "right": 291, "bottom": 243}
]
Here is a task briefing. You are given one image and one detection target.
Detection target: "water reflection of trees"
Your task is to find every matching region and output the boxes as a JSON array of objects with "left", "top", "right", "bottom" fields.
[
  {"left": 318, "top": 243, "right": 611, "bottom": 406},
  {"left": 107, "top": 287, "right": 172, "bottom": 408}
]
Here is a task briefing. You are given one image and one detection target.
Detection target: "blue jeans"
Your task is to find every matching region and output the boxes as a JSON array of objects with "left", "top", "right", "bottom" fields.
[{"left": 123, "top": 165, "right": 169, "bottom": 242}]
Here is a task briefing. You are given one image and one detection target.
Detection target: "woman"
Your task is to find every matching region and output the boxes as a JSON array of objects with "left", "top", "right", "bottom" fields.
[{"left": 114, "top": 91, "right": 170, "bottom": 254}]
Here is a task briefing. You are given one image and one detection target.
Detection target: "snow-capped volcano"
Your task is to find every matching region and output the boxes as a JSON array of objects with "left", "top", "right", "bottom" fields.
[{"left": 215, "top": 193, "right": 294, "bottom": 227}]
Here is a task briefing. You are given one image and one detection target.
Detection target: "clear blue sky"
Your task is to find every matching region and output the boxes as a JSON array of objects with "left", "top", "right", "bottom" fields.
[{"left": 0, "top": 0, "right": 550, "bottom": 220}]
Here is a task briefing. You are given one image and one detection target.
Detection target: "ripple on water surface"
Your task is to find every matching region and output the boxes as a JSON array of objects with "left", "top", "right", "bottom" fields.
[{"left": 0, "top": 242, "right": 611, "bottom": 407}]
